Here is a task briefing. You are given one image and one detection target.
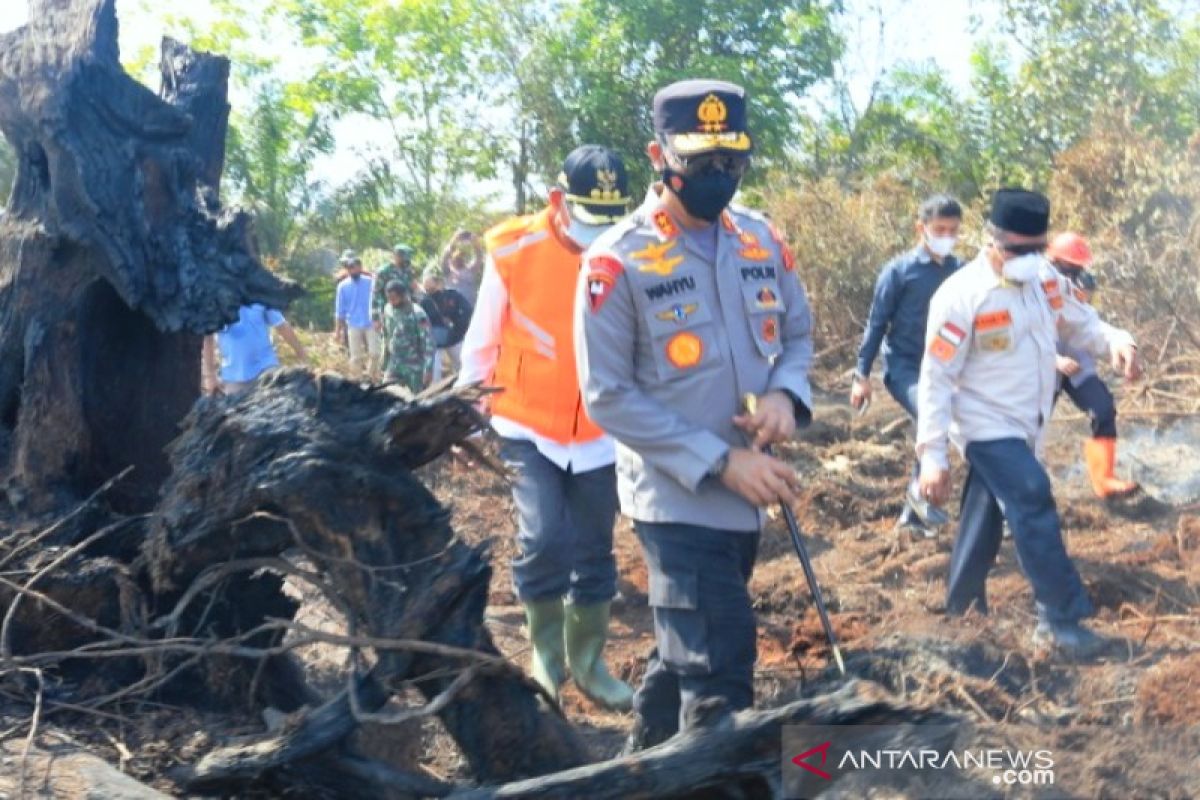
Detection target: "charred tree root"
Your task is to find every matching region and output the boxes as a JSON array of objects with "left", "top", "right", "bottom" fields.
[
  {"left": 451, "top": 681, "right": 960, "bottom": 800},
  {"left": 144, "top": 371, "right": 587, "bottom": 792}
]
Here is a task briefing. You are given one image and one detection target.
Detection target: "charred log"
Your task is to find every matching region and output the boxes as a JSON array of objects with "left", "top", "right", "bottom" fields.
[
  {"left": 0, "top": 0, "right": 298, "bottom": 513},
  {"left": 451, "top": 681, "right": 960, "bottom": 800}
]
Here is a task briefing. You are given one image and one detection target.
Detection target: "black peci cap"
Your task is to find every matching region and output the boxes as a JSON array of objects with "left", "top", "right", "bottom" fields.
[
  {"left": 557, "top": 145, "right": 632, "bottom": 225},
  {"left": 653, "top": 79, "right": 753, "bottom": 156},
  {"left": 989, "top": 188, "right": 1050, "bottom": 236}
]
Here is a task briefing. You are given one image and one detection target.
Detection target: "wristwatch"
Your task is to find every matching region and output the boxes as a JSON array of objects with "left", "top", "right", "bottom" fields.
[{"left": 707, "top": 450, "right": 730, "bottom": 479}]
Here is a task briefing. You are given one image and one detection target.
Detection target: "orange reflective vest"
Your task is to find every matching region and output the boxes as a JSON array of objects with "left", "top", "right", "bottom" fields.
[{"left": 485, "top": 208, "right": 605, "bottom": 444}]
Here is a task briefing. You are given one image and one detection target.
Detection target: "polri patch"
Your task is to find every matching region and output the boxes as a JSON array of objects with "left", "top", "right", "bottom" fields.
[
  {"left": 585, "top": 254, "right": 624, "bottom": 313},
  {"left": 756, "top": 286, "right": 779, "bottom": 309}
]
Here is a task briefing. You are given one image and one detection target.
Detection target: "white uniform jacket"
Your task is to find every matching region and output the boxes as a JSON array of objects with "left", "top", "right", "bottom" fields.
[{"left": 917, "top": 255, "right": 1134, "bottom": 472}]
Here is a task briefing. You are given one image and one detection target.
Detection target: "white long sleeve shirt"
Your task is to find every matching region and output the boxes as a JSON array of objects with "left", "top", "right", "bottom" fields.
[
  {"left": 455, "top": 254, "right": 615, "bottom": 473},
  {"left": 917, "top": 255, "right": 1134, "bottom": 471}
]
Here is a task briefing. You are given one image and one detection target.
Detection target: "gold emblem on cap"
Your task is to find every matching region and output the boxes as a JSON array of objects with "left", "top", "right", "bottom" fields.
[
  {"left": 591, "top": 168, "right": 621, "bottom": 201},
  {"left": 697, "top": 94, "right": 728, "bottom": 133}
]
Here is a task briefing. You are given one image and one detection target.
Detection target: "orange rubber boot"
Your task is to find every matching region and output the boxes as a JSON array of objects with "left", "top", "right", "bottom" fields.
[{"left": 1084, "top": 438, "right": 1139, "bottom": 498}]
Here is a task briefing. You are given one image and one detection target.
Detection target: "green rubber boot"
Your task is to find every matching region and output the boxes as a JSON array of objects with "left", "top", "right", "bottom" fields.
[
  {"left": 564, "top": 601, "right": 634, "bottom": 711},
  {"left": 523, "top": 597, "right": 567, "bottom": 700}
]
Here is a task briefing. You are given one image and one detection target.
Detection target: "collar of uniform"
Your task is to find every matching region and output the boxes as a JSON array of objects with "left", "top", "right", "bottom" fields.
[
  {"left": 719, "top": 210, "right": 743, "bottom": 237},
  {"left": 642, "top": 183, "right": 682, "bottom": 241},
  {"left": 968, "top": 252, "right": 1012, "bottom": 288},
  {"left": 912, "top": 245, "right": 934, "bottom": 264},
  {"left": 641, "top": 182, "right": 745, "bottom": 246}
]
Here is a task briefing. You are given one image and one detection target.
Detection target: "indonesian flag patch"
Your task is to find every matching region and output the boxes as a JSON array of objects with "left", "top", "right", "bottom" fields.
[
  {"left": 929, "top": 321, "right": 966, "bottom": 363},
  {"left": 585, "top": 253, "right": 624, "bottom": 313}
]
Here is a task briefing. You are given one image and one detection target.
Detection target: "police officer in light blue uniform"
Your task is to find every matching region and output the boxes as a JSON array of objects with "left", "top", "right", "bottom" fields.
[{"left": 574, "top": 80, "right": 815, "bottom": 749}]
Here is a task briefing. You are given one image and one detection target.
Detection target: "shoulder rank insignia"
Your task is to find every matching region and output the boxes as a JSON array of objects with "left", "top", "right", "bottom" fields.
[
  {"left": 656, "top": 303, "right": 699, "bottom": 325},
  {"left": 652, "top": 210, "right": 680, "bottom": 239},
  {"left": 632, "top": 239, "right": 685, "bottom": 277},
  {"left": 766, "top": 222, "right": 797, "bottom": 272},
  {"left": 1041, "top": 278, "right": 1064, "bottom": 310}
]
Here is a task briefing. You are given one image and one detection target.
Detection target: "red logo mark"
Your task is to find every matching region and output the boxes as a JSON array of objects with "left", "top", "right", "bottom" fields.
[{"left": 791, "top": 741, "right": 833, "bottom": 780}]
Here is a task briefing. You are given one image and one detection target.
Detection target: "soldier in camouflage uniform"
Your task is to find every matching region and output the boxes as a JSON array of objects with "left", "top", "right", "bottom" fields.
[
  {"left": 372, "top": 244, "right": 418, "bottom": 332},
  {"left": 381, "top": 280, "right": 434, "bottom": 393}
]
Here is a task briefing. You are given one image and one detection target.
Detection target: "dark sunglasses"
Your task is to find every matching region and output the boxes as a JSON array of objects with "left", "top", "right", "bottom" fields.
[{"left": 668, "top": 149, "right": 751, "bottom": 179}]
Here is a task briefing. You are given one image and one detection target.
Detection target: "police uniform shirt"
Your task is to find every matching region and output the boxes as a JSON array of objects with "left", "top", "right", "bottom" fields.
[{"left": 574, "top": 186, "right": 815, "bottom": 532}]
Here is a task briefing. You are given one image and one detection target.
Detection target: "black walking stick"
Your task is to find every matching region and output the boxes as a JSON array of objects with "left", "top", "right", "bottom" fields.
[{"left": 743, "top": 394, "right": 846, "bottom": 677}]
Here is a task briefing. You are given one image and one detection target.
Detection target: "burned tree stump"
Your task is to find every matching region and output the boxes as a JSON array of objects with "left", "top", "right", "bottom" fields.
[
  {"left": 0, "top": 0, "right": 297, "bottom": 514},
  {"left": 148, "top": 371, "right": 588, "bottom": 791}
]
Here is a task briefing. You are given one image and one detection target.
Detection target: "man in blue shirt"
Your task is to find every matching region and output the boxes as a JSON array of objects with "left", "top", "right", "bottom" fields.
[
  {"left": 851, "top": 194, "right": 963, "bottom": 536},
  {"left": 333, "top": 250, "right": 379, "bottom": 381},
  {"left": 202, "top": 304, "right": 308, "bottom": 396}
]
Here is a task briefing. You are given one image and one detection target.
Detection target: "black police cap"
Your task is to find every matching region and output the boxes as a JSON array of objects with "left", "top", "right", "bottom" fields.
[
  {"left": 989, "top": 188, "right": 1050, "bottom": 236},
  {"left": 557, "top": 145, "right": 632, "bottom": 225},
  {"left": 653, "top": 79, "right": 753, "bottom": 156}
]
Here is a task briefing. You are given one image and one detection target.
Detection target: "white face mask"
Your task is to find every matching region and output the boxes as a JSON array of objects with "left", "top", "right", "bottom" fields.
[
  {"left": 1001, "top": 253, "right": 1044, "bottom": 284},
  {"left": 925, "top": 233, "right": 957, "bottom": 258}
]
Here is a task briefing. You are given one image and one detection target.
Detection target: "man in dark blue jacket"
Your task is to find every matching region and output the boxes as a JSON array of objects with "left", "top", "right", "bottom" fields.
[{"left": 851, "top": 194, "right": 963, "bottom": 536}]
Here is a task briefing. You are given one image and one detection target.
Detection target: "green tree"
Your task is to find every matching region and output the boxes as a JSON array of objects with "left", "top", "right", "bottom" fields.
[
  {"left": 277, "top": 0, "right": 506, "bottom": 250},
  {"left": 526, "top": 0, "right": 842, "bottom": 191},
  {"left": 224, "top": 82, "right": 332, "bottom": 260},
  {"left": 800, "top": 0, "right": 1199, "bottom": 196}
]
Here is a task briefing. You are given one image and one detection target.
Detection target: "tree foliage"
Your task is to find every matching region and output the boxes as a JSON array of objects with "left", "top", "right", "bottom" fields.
[
  {"left": 804, "top": 0, "right": 1198, "bottom": 194},
  {"left": 129, "top": 0, "right": 1196, "bottom": 331}
]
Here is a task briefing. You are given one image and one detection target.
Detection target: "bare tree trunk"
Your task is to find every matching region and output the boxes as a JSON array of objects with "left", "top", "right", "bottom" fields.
[{"left": 0, "top": 0, "right": 297, "bottom": 514}]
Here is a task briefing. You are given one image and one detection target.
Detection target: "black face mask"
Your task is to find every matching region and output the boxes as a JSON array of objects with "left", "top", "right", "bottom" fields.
[{"left": 663, "top": 166, "right": 740, "bottom": 222}]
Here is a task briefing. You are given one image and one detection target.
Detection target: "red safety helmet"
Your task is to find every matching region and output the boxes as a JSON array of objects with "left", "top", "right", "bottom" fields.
[{"left": 1046, "top": 232, "right": 1093, "bottom": 269}]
